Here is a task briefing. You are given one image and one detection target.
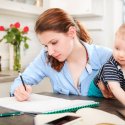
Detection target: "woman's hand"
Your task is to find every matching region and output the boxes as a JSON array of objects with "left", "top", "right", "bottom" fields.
[
  {"left": 14, "top": 84, "right": 32, "bottom": 101},
  {"left": 98, "top": 81, "right": 114, "bottom": 98}
]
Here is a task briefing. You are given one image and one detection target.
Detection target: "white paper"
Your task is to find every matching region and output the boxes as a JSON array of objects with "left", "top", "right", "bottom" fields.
[{"left": 0, "top": 93, "right": 98, "bottom": 113}]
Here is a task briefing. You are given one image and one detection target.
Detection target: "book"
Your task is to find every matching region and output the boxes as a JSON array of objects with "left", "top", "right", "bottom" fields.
[
  {"left": 34, "top": 108, "right": 125, "bottom": 125},
  {"left": 0, "top": 93, "right": 99, "bottom": 114},
  {"left": 117, "top": 109, "right": 125, "bottom": 118}
]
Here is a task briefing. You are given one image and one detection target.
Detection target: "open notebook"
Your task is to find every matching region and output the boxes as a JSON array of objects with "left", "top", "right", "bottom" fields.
[
  {"left": 34, "top": 108, "right": 125, "bottom": 125},
  {"left": 0, "top": 94, "right": 99, "bottom": 114},
  {"left": 117, "top": 109, "right": 125, "bottom": 118}
]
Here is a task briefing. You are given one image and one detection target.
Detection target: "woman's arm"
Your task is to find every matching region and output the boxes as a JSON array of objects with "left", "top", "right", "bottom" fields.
[
  {"left": 10, "top": 50, "right": 48, "bottom": 97},
  {"left": 108, "top": 81, "right": 125, "bottom": 106}
]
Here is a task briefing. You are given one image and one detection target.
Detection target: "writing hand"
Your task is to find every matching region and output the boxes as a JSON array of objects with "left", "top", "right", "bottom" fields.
[
  {"left": 14, "top": 84, "right": 32, "bottom": 101},
  {"left": 97, "top": 81, "right": 114, "bottom": 99}
]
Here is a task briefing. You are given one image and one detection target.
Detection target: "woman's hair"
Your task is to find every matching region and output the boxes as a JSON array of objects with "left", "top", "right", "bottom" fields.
[{"left": 35, "top": 8, "right": 91, "bottom": 72}]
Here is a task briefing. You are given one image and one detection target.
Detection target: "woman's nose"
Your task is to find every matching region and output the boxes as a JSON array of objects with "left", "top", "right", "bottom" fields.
[{"left": 48, "top": 46, "right": 54, "bottom": 56}]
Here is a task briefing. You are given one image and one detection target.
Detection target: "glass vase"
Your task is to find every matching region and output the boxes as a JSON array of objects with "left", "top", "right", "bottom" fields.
[{"left": 13, "top": 45, "right": 21, "bottom": 71}]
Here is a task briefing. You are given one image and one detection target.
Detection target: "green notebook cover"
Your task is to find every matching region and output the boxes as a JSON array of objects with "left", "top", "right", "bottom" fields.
[{"left": 43, "top": 101, "right": 99, "bottom": 114}]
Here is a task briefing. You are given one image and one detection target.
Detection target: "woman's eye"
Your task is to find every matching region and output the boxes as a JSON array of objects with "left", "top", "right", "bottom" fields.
[{"left": 52, "top": 41, "right": 57, "bottom": 45}]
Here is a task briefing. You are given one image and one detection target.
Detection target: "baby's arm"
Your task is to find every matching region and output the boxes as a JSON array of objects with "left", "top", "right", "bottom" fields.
[
  {"left": 98, "top": 81, "right": 114, "bottom": 98},
  {"left": 108, "top": 81, "right": 125, "bottom": 106}
]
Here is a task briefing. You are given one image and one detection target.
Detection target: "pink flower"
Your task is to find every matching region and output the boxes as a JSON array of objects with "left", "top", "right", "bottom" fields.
[
  {"left": 23, "top": 26, "right": 29, "bottom": 33},
  {"left": 0, "top": 22, "right": 30, "bottom": 48},
  {"left": 0, "top": 22, "right": 30, "bottom": 71},
  {"left": 10, "top": 24, "right": 14, "bottom": 28},
  {"left": 0, "top": 26, "right": 5, "bottom": 31},
  {"left": 14, "top": 22, "right": 20, "bottom": 28}
]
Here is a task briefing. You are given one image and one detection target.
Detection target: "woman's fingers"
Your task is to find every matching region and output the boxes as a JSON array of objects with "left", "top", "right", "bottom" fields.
[
  {"left": 26, "top": 85, "right": 32, "bottom": 93},
  {"left": 98, "top": 81, "right": 114, "bottom": 98},
  {"left": 14, "top": 84, "right": 32, "bottom": 101}
]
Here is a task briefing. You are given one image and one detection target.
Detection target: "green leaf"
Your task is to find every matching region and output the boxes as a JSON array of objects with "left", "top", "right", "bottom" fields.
[
  {"left": 24, "top": 43, "right": 29, "bottom": 49},
  {"left": 0, "top": 26, "right": 30, "bottom": 49}
]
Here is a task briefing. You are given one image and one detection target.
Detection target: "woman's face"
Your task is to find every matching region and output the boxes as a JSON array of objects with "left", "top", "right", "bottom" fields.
[
  {"left": 38, "top": 29, "right": 75, "bottom": 62},
  {"left": 113, "top": 33, "right": 125, "bottom": 67}
]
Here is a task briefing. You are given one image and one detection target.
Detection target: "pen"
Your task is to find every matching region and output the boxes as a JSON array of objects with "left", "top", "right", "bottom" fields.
[
  {"left": 0, "top": 111, "right": 24, "bottom": 117},
  {"left": 18, "top": 71, "right": 26, "bottom": 91}
]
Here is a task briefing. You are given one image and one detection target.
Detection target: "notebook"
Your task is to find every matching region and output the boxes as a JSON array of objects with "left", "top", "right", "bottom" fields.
[
  {"left": 0, "top": 94, "right": 99, "bottom": 114},
  {"left": 117, "top": 109, "right": 125, "bottom": 118},
  {"left": 34, "top": 108, "right": 125, "bottom": 125}
]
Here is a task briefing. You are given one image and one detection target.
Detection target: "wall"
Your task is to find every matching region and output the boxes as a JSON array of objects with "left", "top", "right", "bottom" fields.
[{"left": 77, "top": 0, "right": 123, "bottom": 48}]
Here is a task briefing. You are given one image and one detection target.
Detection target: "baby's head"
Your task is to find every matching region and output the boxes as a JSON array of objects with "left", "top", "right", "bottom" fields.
[{"left": 113, "top": 24, "right": 125, "bottom": 66}]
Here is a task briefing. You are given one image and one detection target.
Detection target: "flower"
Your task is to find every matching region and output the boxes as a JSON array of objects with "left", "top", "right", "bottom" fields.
[
  {"left": 0, "top": 22, "right": 30, "bottom": 71},
  {"left": 0, "top": 22, "right": 30, "bottom": 49}
]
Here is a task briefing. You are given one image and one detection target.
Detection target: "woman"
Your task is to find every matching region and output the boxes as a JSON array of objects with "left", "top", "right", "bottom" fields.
[{"left": 10, "top": 8, "right": 112, "bottom": 101}]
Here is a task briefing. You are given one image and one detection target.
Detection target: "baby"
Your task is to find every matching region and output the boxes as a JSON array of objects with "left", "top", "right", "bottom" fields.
[{"left": 88, "top": 24, "right": 125, "bottom": 106}]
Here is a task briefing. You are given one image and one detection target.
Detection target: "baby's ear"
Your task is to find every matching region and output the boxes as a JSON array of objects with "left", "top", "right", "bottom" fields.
[{"left": 67, "top": 26, "right": 77, "bottom": 38}]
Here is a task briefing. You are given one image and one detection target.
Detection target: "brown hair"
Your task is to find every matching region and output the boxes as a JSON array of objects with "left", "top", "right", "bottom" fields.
[{"left": 35, "top": 8, "right": 91, "bottom": 72}]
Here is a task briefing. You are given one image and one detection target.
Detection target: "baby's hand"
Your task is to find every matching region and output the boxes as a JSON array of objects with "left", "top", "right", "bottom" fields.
[{"left": 97, "top": 81, "right": 114, "bottom": 98}]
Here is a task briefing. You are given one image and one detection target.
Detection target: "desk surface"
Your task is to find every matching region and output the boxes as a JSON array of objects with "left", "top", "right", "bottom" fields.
[{"left": 0, "top": 92, "right": 125, "bottom": 125}]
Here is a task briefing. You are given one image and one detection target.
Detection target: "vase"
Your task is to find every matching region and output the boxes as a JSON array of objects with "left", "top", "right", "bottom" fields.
[
  {"left": 9, "top": 44, "right": 21, "bottom": 71},
  {"left": 13, "top": 45, "right": 21, "bottom": 71}
]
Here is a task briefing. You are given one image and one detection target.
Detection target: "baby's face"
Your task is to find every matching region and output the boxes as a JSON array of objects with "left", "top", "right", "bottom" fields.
[{"left": 113, "top": 33, "right": 125, "bottom": 67}]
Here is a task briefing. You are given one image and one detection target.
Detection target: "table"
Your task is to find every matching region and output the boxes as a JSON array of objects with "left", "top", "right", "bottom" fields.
[{"left": 0, "top": 92, "right": 125, "bottom": 125}]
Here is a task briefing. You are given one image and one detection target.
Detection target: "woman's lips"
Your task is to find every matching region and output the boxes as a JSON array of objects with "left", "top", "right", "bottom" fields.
[{"left": 54, "top": 54, "right": 61, "bottom": 59}]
